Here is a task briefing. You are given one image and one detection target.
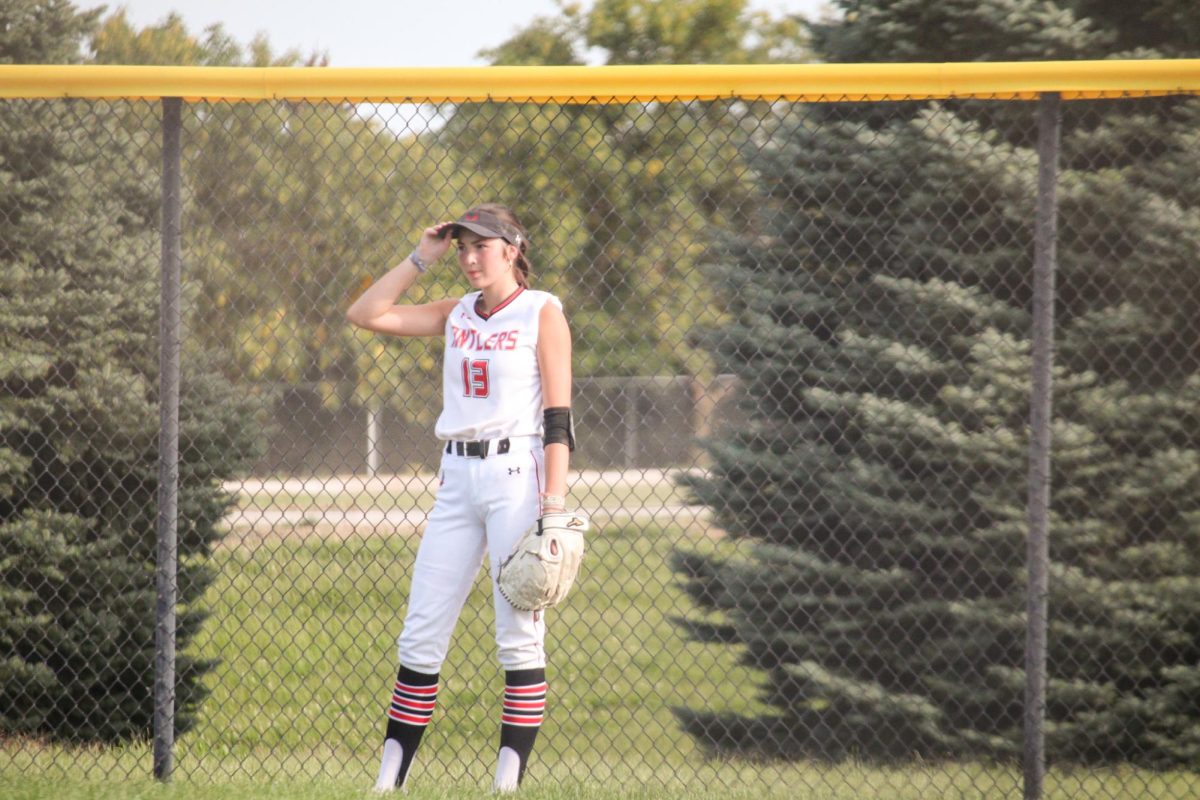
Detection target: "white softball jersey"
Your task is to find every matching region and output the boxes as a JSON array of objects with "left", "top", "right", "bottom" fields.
[{"left": 434, "top": 288, "right": 562, "bottom": 442}]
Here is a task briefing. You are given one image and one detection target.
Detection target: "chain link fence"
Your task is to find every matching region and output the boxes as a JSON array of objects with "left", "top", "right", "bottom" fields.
[{"left": 3, "top": 71, "right": 1200, "bottom": 798}]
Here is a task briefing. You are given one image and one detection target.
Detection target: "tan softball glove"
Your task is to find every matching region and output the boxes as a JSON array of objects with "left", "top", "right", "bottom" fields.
[{"left": 497, "top": 511, "right": 590, "bottom": 612}]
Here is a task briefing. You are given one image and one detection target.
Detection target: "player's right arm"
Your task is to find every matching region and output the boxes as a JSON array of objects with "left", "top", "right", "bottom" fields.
[{"left": 346, "top": 223, "right": 455, "bottom": 337}]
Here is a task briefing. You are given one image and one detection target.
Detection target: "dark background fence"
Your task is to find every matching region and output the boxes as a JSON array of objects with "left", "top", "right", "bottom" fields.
[
  {"left": 256, "top": 375, "right": 742, "bottom": 475},
  {"left": 3, "top": 60, "right": 1200, "bottom": 800}
]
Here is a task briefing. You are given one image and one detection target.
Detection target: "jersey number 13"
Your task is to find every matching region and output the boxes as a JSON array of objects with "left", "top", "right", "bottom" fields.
[{"left": 461, "top": 358, "right": 490, "bottom": 398}]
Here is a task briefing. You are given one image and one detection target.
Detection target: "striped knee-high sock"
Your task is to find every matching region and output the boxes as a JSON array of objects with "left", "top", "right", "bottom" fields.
[
  {"left": 375, "top": 667, "right": 439, "bottom": 791},
  {"left": 494, "top": 668, "right": 547, "bottom": 791}
]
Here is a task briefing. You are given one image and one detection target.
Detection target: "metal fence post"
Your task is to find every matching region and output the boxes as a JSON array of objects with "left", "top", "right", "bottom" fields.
[
  {"left": 154, "top": 96, "right": 183, "bottom": 783},
  {"left": 1024, "top": 90, "right": 1061, "bottom": 800}
]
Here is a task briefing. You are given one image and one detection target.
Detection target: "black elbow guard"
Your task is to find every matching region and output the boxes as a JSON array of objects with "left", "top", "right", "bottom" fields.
[{"left": 543, "top": 406, "right": 575, "bottom": 451}]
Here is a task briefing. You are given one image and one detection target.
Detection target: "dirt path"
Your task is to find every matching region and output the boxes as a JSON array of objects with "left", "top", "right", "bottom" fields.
[
  {"left": 225, "top": 467, "right": 700, "bottom": 497},
  {"left": 219, "top": 468, "right": 720, "bottom": 547}
]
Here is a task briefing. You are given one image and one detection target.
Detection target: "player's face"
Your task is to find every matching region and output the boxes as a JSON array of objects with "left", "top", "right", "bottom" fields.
[{"left": 456, "top": 231, "right": 517, "bottom": 289}]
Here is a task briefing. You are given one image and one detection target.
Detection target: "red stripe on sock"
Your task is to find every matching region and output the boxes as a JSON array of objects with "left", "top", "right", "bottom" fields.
[
  {"left": 505, "top": 683, "right": 548, "bottom": 696},
  {"left": 503, "top": 700, "right": 545, "bottom": 710},
  {"left": 392, "top": 697, "right": 437, "bottom": 711},
  {"left": 388, "top": 680, "right": 438, "bottom": 728},
  {"left": 395, "top": 681, "right": 439, "bottom": 696},
  {"left": 501, "top": 714, "right": 544, "bottom": 726}
]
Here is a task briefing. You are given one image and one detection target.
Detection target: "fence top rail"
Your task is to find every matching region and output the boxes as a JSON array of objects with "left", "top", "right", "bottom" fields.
[{"left": 3, "top": 61, "right": 1199, "bottom": 103}]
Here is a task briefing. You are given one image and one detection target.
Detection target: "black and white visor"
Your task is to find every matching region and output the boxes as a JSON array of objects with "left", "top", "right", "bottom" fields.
[{"left": 444, "top": 208, "right": 526, "bottom": 246}]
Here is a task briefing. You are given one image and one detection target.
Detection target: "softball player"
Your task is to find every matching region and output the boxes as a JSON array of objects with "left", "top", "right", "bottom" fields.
[{"left": 346, "top": 203, "right": 574, "bottom": 793}]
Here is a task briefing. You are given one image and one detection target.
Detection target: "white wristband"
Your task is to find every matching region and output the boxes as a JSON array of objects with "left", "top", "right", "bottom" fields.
[
  {"left": 540, "top": 494, "right": 565, "bottom": 510},
  {"left": 409, "top": 249, "right": 428, "bottom": 273}
]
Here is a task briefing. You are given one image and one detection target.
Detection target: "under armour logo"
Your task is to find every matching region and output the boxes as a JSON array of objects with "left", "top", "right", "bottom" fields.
[{"left": 508, "top": 467, "right": 520, "bottom": 475}]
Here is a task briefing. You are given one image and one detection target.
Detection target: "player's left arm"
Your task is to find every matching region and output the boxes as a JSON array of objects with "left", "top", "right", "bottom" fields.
[{"left": 537, "top": 300, "right": 573, "bottom": 512}]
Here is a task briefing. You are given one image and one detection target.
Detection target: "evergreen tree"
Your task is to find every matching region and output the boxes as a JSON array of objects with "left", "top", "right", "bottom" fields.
[
  {"left": 677, "top": 0, "right": 1200, "bottom": 767},
  {"left": 0, "top": 1, "right": 263, "bottom": 742}
]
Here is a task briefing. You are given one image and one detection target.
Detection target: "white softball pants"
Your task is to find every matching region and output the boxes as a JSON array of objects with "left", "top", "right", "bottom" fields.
[{"left": 397, "top": 435, "right": 547, "bottom": 673}]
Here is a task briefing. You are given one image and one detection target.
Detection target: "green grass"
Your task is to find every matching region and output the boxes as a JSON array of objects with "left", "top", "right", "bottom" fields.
[
  {"left": 184, "top": 522, "right": 763, "bottom": 765},
  {"left": 5, "top": 516, "right": 1199, "bottom": 799},
  {"left": 7, "top": 745, "right": 1199, "bottom": 799}
]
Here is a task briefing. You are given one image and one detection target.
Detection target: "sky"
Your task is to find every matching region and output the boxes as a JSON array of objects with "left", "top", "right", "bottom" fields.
[{"left": 102, "top": 0, "right": 833, "bottom": 67}]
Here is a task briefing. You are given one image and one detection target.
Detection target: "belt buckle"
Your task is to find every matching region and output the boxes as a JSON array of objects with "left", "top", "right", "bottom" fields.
[{"left": 477, "top": 439, "right": 489, "bottom": 459}]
